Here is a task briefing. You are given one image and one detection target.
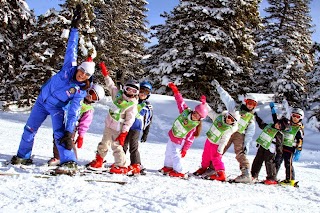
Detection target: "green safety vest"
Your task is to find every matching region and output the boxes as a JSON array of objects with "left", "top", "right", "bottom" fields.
[
  {"left": 109, "top": 90, "right": 135, "bottom": 122},
  {"left": 135, "top": 102, "right": 147, "bottom": 122},
  {"left": 79, "top": 102, "right": 94, "bottom": 117},
  {"left": 256, "top": 124, "right": 278, "bottom": 149},
  {"left": 206, "top": 115, "right": 232, "bottom": 144},
  {"left": 283, "top": 126, "right": 300, "bottom": 147},
  {"left": 237, "top": 110, "right": 254, "bottom": 134},
  {"left": 172, "top": 109, "right": 200, "bottom": 138}
]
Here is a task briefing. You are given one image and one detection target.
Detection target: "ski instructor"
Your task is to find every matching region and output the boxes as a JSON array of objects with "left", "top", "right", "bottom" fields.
[{"left": 11, "top": 5, "right": 94, "bottom": 173}]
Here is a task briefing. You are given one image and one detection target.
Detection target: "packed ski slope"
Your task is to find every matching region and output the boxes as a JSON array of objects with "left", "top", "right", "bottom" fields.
[{"left": 0, "top": 94, "right": 319, "bottom": 213}]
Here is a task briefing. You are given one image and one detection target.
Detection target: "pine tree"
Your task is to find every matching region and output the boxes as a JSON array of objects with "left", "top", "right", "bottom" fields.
[
  {"left": 254, "top": 0, "right": 313, "bottom": 107},
  {"left": 144, "top": 0, "right": 261, "bottom": 108},
  {"left": 307, "top": 42, "right": 320, "bottom": 119},
  {"left": 0, "top": 0, "right": 36, "bottom": 107},
  {"left": 93, "top": 0, "right": 148, "bottom": 87}
]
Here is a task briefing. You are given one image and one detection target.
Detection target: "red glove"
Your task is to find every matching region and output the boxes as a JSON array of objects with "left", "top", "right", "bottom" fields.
[
  {"left": 168, "top": 82, "right": 179, "bottom": 94},
  {"left": 115, "top": 132, "right": 128, "bottom": 146},
  {"left": 99, "top": 62, "right": 109, "bottom": 77},
  {"left": 181, "top": 150, "right": 187, "bottom": 158},
  {"left": 76, "top": 136, "right": 83, "bottom": 148}
]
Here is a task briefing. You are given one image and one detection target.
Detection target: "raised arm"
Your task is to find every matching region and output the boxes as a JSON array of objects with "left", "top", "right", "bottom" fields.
[
  {"left": 62, "top": 5, "right": 82, "bottom": 69},
  {"left": 211, "top": 79, "right": 236, "bottom": 112}
]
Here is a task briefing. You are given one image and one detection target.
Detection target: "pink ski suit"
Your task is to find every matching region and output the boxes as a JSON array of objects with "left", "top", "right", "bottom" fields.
[
  {"left": 164, "top": 92, "right": 198, "bottom": 173},
  {"left": 201, "top": 110, "right": 238, "bottom": 171}
]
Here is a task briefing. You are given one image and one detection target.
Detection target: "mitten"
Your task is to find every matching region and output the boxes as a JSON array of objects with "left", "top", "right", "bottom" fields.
[
  {"left": 167, "top": 82, "right": 179, "bottom": 94},
  {"left": 181, "top": 150, "right": 187, "bottom": 158},
  {"left": 60, "top": 131, "right": 73, "bottom": 150},
  {"left": 76, "top": 136, "right": 84, "bottom": 149},
  {"left": 115, "top": 132, "right": 128, "bottom": 146},
  {"left": 269, "top": 102, "right": 277, "bottom": 114},
  {"left": 211, "top": 79, "right": 220, "bottom": 88},
  {"left": 99, "top": 62, "right": 109, "bottom": 77},
  {"left": 71, "top": 5, "right": 82, "bottom": 28},
  {"left": 293, "top": 150, "right": 301, "bottom": 162}
]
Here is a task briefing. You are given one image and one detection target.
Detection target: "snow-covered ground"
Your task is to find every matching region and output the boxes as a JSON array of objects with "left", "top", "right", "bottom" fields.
[{"left": 0, "top": 94, "right": 319, "bottom": 213}]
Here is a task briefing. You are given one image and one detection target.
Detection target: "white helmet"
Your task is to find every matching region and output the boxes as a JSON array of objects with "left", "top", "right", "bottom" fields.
[
  {"left": 245, "top": 94, "right": 258, "bottom": 103},
  {"left": 226, "top": 111, "right": 240, "bottom": 124},
  {"left": 291, "top": 108, "right": 304, "bottom": 120},
  {"left": 88, "top": 84, "right": 105, "bottom": 102},
  {"left": 78, "top": 61, "right": 95, "bottom": 77}
]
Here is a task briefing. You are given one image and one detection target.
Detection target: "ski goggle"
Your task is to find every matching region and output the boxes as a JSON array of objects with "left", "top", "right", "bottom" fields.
[
  {"left": 245, "top": 99, "right": 257, "bottom": 107},
  {"left": 291, "top": 113, "right": 301, "bottom": 119},
  {"left": 139, "top": 88, "right": 151, "bottom": 95},
  {"left": 124, "top": 86, "right": 139, "bottom": 95},
  {"left": 78, "top": 67, "right": 92, "bottom": 77},
  {"left": 88, "top": 89, "right": 99, "bottom": 102},
  {"left": 226, "top": 114, "right": 236, "bottom": 123}
]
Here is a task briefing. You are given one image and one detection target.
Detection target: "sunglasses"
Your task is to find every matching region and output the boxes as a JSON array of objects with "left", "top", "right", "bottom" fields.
[
  {"left": 291, "top": 113, "right": 301, "bottom": 119},
  {"left": 78, "top": 67, "right": 91, "bottom": 77},
  {"left": 226, "top": 114, "right": 235, "bottom": 123},
  {"left": 139, "top": 88, "right": 151, "bottom": 95},
  {"left": 245, "top": 99, "right": 257, "bottom": 107},
  {"left": 88, "top": 89, "right": 99, "bottom": 101},
  {"left": 124, "top": 86, "right": 139, "bottom": 95}
]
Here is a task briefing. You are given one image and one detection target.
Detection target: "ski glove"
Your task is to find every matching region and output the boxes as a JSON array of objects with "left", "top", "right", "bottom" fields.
[
  {"left": 100, "top": 62, "right": 109, "bottom": 77},
  {"left": 60, "top": 131, "right": 73, "bottom": 150},
  {"left": 269, "top": 102, "right": 277, "bottom": 114},
  {"left": 76, "top": 136, "right": 84, "bottom": 149},
  {"left": 293, "top": 150, "right": 301, "bottom": 162},
  {"left": 211, "top": 79, "right": 220, "bottom": 88},
  {"left": 115, "top": 132, "right": 128, "bottom": 147},
  {"left": 181, "top": 150, "right": 187, "bottom": 158},
  {"left": 71, "top": 4, "right": 82, "bottom": 28},
  {"left": 168, "top": 82, "right": 179, "bottom": 94}
]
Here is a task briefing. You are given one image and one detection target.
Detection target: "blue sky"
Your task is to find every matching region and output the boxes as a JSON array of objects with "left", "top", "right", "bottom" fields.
[{"left": 25, "top": 0, "right": 319, "bottom": 42}]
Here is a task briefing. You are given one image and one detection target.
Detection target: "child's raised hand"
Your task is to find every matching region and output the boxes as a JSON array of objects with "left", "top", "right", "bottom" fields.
[{"left": 168, "top": 82, "right": 179, "bottom": 94}]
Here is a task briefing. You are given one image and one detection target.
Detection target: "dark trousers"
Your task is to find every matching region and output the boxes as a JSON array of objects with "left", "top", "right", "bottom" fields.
[
  {"left": 251, "top": 146, "right": 277, "bottom": 180},
  {"left": 275, "top": 146, "right": 295, "bottom": 180},
  {"left": 123, "top": 130, "right": 141, "bottom": 165}
]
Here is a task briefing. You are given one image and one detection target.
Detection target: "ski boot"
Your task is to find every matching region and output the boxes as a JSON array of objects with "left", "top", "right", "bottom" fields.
[
  {"left": 158, "top": 166, "right": 173, "bottom": 175},
  {"left": 233, "top": 168, "right": 252, "bottom": 183},
  {"left": 193, "top": 167, "right": 208, "bottom": 176},
  {"left": 127, "top": 164, "right": 142, "bottom": 176},
  {"left": 264, "top": 179, "right": 278, "bottom": 185},
  {"left": 10, "top": 155, "right": 33, "bottom": 165},
  {"left": 168, "top": 170, "right": 189, "bottom": 179},
  {"left": 109, "top": 164, "right": 128, "bottom": 174},
  {"left": 47, "top": 157, "right": 60, "bottom": 166},
  {"left": 54, "top": 161, "right": 78, "bottom": 175},
  {"left": 205, "top": 170, "right": 226, "bottom": 182},
  {"left": 87, "top": 154, "right": 105, "bottom": 170}
]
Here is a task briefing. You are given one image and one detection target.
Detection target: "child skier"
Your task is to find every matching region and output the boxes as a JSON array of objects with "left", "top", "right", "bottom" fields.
[
  {"left": 87, "top": 62, "right": 138, "bottom": 174},
  {"left": 123, "top": 80, "right": 153, "bottom": 175},
  {"left": 159, "top": 82, "right": 208, "bottom": 179},
  {"left": 47, "top": 83, "right": 105, "bottom": 166},
  {"left": 251, "top": 110, "right": 290, "bottom": 185},
  {"left": 195, "top": 80, "right": 257, "bottom": 183},
  {"left": 193, "top": 80, "right": 239, "bottom": 182},
  {"left": 271, "top": 103, "right": 304, "bottom": 186}
]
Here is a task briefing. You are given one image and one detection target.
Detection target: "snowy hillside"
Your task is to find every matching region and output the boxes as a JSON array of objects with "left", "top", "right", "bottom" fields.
[{"left": 0, "top": 94, "right": 320, "bottom": 213}]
